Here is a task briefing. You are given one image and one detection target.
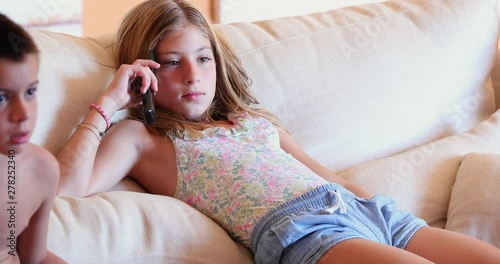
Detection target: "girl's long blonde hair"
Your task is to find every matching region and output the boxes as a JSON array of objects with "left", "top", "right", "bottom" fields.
[{"left": 116, "top": 0, "right": 285, "bottom": 136}]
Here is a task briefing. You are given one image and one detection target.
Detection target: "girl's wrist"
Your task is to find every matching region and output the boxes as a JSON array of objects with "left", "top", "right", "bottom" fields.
[
  {"left": 95, "top": 96, "right": 120, "bottom": 118},
  {"left": 82, "top": 96, "right": 117, "bottom": 132}
]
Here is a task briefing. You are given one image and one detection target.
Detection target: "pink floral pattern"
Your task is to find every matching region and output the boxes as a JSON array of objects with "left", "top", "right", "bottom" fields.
[{"left": 167, "top": 113, "right": 328, "bottom": 246}]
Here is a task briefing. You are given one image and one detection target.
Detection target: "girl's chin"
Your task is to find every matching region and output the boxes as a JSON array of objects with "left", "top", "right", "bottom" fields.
[{"left": 182, "top": 111, "right": 209, "bottom": 122}]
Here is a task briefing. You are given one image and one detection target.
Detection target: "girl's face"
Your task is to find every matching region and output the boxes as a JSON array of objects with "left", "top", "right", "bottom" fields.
[
  {"left": 154, "top": 24, "right": 217, "bottom": 121},
  {"left": 0, "top": 54, "right": 39, "bottom": 155}
]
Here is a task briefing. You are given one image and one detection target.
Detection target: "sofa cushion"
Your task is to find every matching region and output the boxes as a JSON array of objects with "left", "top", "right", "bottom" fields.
[
  {"left": 445, "top": 153, "right": 500, "bottom": 247},
  {"left": 48, "top": 192, "right": 254, "bottom": 264},
  {"left": 28, "top": 30, "right": 124, "bottom": 155},
  {"left": 339, "top": 109, "right": 500, "bottom": 240},
  {"left": 215, "top": 0, "right": 499, "bottom": 172}
]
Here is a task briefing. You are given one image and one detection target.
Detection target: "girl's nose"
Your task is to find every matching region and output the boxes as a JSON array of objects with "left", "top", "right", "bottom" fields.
[{"left": 184, "top": 62, "right": 200, "bottom": 85}]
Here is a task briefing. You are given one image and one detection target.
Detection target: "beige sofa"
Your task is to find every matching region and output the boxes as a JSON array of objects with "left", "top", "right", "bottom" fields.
[{"left": 29, "top": 0, "right": 500, "bottom": 263}]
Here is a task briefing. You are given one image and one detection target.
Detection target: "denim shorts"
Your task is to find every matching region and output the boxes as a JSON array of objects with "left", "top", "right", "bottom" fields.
[{"left": 250, "top": 183, "right": 427, "bottom": 264}]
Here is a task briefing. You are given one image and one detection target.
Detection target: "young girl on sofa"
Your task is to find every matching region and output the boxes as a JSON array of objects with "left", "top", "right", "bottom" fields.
[
  {"left": 0, "top": 14, "right": 66, "bottom": 264},
  {"left": 56, "top": 1, "right": 500, "bottom": 263}
]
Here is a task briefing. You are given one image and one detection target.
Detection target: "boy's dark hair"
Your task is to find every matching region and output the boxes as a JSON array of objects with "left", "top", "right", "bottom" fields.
[{"left": 0, "top": 13, "right": 39, "bottom": 61}]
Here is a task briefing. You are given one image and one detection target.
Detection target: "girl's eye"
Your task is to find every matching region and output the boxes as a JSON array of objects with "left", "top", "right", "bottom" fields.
[
  {"left": 162, "top": 60, "right": 179, "bottom": 67},
  {"left": 0, "top": 94, "right": 6, "bottom": 103},
  {"left": 199, "top": 57, "right": 211, "bottom": 63},
  {"left": 26, "top": 88, "right": 37, "bottom": 98}
]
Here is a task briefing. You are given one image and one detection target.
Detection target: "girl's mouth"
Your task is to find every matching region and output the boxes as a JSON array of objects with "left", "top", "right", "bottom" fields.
[{"left": 182, "top": 92, "right": 204, "bottom": 100}]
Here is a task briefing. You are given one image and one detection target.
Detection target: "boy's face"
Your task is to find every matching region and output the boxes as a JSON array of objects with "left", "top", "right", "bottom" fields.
[{"left": 0, "top": 54, "right": 39, "bottom": 155}]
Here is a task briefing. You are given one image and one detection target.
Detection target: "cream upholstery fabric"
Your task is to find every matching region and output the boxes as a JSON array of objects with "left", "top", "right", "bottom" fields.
[
  {"left": 445, "top": 153, "right": 500, "bottom": 247},
  {"left": 48, "top": 192, "right": 253, "bottom": 263},
  {"left": 340, "top": 110, "right": 500, "bottom": 229},
  {"left": 26, "top": 0, "right": 500, "bottom": 262},
  {"left": 29, "top": 30, "right": 120, "bottom": 155},
  {"left": 215, "top": 0, "right": 498, "bottom": 172}
]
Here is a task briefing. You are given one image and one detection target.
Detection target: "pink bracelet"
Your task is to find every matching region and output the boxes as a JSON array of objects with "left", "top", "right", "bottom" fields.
[{"left": 89, "top": 103, "right": 110, "bottom": 129}]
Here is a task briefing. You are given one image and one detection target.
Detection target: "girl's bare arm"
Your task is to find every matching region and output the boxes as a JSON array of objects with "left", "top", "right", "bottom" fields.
[
  {"left": 57, "top": 119, "right": 144, "bottom": 197},
  {"left": 57, "top": 60, "right": 159, "bottom": 197}
]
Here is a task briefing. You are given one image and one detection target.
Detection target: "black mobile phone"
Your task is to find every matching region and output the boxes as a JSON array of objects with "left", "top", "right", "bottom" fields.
[{"left": 132, "top": 50, "right": 156, "bottom": 125}]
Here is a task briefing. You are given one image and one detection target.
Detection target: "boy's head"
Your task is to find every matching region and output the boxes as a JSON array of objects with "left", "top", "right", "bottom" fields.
[
  {"left": 0, "top": 13, "right": 39, "bottom": 155},
  {"left": 0, "top": 13, "right": 39, "bottom": 61}
]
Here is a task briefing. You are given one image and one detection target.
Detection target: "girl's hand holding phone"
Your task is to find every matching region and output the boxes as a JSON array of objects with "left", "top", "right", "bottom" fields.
[{"left": 100, "top": 59, "right": 160, "bottom": 114}]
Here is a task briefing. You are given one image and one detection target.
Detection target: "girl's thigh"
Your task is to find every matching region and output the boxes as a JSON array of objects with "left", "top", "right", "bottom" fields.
[
  {"left": 317, "top": 238, "right": 432, "bottom": 264},
  {"left": 405, "top": 226, "right": 500, "bottom": 264}
]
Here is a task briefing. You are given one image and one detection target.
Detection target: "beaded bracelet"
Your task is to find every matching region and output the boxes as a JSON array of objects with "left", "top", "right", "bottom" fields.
[{"left": 89, "top": 103, "right": 110, "bottom": 129}]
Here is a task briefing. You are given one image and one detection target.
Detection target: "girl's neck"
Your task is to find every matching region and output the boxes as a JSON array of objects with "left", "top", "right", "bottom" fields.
[
  {"left": 193, "top": 119, "right": 235, "bottom": 130},
  {"left": 185, "top": 111, "right": 235, "bottom": 130}
]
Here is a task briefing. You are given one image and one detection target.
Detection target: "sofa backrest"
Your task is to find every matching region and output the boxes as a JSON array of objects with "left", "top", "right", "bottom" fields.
[{"left": 30, "top": 0, "right": 499, "bottom": 172}]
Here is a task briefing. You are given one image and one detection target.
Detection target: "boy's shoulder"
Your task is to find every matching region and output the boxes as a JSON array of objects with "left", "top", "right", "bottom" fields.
[
  {"left": 20, "top": 143, "right": 59, "bottom": 180},
  {"left": 24, "top": 143, "right": 57, "bottom": 164}
]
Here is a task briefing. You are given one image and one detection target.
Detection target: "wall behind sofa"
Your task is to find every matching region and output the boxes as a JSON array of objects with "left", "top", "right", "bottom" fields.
[
  {"left": 83, "top": 0, "right": 388, "bottom": 36},
  {"left": 1, "top": 0, "right": 390, "bottom": 37},
  {"left": 0, "top": 0, "right": 82, "bottom": 35},
  {"left": 0, "top": 0, "right": 212, "bottom": 37},
  {"left": 216, "top": 0, "right": 385, "bottom": 23},
  {"left": 83, "top": 0, "right": 213, "bottom": 37}
]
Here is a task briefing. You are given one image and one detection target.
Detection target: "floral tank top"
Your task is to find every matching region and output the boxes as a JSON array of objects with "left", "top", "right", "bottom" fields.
[{"left": 166, "top": 113, "right": 328, "bottom": 246}]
